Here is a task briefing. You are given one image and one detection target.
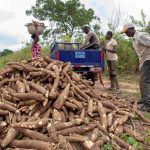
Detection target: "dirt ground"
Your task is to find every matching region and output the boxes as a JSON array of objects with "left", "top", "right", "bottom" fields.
[
  {"left": 94, "top": 76, "right": 150, "bottom": 150},
  {"left": 94, "top": 79, "right": 140, "bottom": 96},
  {"left": 94, "top": 76, "right": 140, "bottom": 100}
]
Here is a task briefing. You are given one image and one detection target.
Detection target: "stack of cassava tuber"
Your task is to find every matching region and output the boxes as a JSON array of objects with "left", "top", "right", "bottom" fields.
[{"left": 0, "top": 57, "right": 149, "bottom": 150}]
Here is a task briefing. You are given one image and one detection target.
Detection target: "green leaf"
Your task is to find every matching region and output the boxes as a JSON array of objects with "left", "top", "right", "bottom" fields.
[
  {"left": 103, "top": 143, "right": 113, "bottom": 150},
  {"left": 144, "top": 113, "right": 150, "bottom": 119},
  {"left": 126, "top": 137, "right": 138, "bottom": 145},
  {"left": 26, "top": 0, "right": 100, "bottom": 39}
]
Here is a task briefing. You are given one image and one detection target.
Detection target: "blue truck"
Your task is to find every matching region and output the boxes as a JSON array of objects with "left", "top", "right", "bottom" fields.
[{"left": 50, "top": 42, "right": 104, "bottom": 85}]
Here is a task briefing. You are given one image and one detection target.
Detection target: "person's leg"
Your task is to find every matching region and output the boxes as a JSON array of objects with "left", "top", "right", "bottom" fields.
[
  {"left": 37, "top": 44, "right": 41, "bottom": 58},
  {"left": 107, "top": 61, "right": 115, "bottom": 89},
  {"left": 139, "top": 60, "right": 150, "bottom": 111},
  {"left": 84, "top": 43, "right": 100, "bottom": 49},
  {"left": 111, "top": 61, "right": 120, "bottom": 89},
  {"left": 32, "top": 44, "right": 36, "bottom": 60},
  {"left": 84, "top": 44, "right": 94, "bottom": 49}
]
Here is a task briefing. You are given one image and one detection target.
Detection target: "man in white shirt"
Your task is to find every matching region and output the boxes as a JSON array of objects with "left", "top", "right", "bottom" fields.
[
  {"left": 121, "top": 23, "right": 150, "bottom": 111},
  {"left": 103, "top": 31, "right": 120, "bottom": 92},
  {"left": 81, "top": 26, "right": 100, "bottom": 49}
]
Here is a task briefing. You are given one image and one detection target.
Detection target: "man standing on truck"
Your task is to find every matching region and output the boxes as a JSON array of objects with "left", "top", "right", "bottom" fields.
[
  {"left": 103, "top": 31, "right": 120, "bottom": 92},
  {"left": 80, "top": 26, "right": 100, "bottom": 49},
  {"left": 121, "top": 23, "right": 150, "bottom": 111}
]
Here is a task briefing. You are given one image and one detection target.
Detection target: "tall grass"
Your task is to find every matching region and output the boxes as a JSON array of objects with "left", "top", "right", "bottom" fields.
[
  {"left": 0, "top": 44, "right": 50, "bottom": 69},
  {"left": 116, "top": 35, "right": 139, "bottom": 73}
]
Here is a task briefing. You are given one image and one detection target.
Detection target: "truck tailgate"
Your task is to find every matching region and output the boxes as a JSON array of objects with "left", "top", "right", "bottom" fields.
[{"left": 56, "top": 50, "right": 104, "bottom": 67}]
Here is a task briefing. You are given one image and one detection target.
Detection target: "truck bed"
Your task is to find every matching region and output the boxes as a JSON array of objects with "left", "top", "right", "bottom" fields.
[
  {"left": 50, "top": 42, "right": 105, "bottom": 73},
  {"left": 51, "top": 49, "right": 104, "bottom": 69}
]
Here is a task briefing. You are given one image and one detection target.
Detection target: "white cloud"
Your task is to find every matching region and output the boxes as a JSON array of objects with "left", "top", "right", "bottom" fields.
[
  {"left": 114, "top": 0, "right": 150, "bottom": 20},
  {"left": 0, "top": 43, "right": 22, "bottom": 52},
  {"left": 0, "top": 0, "right": 36, "bottom": 51},
  {"left": 0, "top": 10, "right": 15, "bottom": 22},
  {"left": 0, "top": 0, "right": 150, "bottom": 51}
]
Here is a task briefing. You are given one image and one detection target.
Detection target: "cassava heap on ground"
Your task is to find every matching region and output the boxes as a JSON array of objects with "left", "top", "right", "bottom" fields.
[{"left": 0, "top": 56, "right": 149, "bottom": 150}]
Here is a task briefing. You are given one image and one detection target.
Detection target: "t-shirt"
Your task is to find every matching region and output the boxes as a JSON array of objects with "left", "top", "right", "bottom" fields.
[
  {"left": 132, "top": 31, "right": 150, "bottom": 69},
  {"left": 106, "top": 38, "right": 118, "bottom": 61},
  {"left": 82, "top": 31, "right": 100, "bottom": 47}
]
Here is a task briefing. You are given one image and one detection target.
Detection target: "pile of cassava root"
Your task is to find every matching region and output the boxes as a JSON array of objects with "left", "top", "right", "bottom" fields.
[{"left": 0, "top": 57, "right": 149, "bottom": 150}]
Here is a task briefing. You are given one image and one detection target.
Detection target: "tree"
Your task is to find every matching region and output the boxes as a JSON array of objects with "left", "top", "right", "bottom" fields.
[
  {"left": 108, "top": 8, "right": 121, "bottom": 32},
  {"left": 26, "top": 0, "right": 100, "bottom": 40},
  {"left": 92, "top": 18, "right": 102, "bottom": 37},
  {"left": 130, "top": 9, "right": 150, "bottom": 34},
  {"left": 0, "top": 49, "right": 13, "bottom": 57}
]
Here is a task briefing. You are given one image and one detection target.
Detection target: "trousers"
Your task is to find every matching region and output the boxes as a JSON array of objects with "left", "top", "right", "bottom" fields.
[
  {"left": 107, "top": 60, "right": 119, "bottom": 89},
  {"left": 139, "top": 60, "right": 150, "bottom": 106}
]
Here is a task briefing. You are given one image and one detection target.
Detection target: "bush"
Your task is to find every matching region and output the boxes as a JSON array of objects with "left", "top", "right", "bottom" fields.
[{"left": 115, "top": 34, "right": 139, "bottom": 73}]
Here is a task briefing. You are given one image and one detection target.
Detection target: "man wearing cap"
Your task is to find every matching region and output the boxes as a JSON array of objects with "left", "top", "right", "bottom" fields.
[
  {"left": 80, "top": 26, "right": 100, "bottom": 49},
  {"left": 121, "top": 23, "right": 150, "bottom": 111}
]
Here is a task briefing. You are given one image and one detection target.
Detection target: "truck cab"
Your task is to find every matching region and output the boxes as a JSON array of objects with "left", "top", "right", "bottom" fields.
[{"left": 50, "top": 42, "right": 104, "bottom": 85}]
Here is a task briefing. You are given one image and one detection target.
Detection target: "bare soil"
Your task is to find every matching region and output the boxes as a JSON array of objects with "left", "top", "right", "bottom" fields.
[{"left": 94, "top": 78, "right": 150, "bottom": 150}]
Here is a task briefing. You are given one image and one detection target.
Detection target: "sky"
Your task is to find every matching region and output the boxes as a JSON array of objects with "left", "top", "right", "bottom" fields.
[{"left": 0, "top": 0, "right": 150, "bottom": 51}]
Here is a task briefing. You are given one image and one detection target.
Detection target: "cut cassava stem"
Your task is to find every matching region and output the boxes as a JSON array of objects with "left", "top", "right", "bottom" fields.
[
  {"left": 56, "top": 124, "right": 96, "bottom": 136},
  {"left": 18, "top": 128, "right": 50, "bottom": 142},
  {"left": 49, "top": 65, "right": 60, "bottom": 99},
  {"left": 66, "top": 135, "right": 86, "bottom": 142},
  {"left": 123, "top": 126, "right": 144, "bottom": 142},
  {"left": 59, "top": 135, "right": 74, "bottom": 150},
  {"left": 1, "top": 127, "right": 18, "bottom": 148},
  {"left": 98, "top": 102, "right": 107, "bottom": 130},
  {"left": 88, "top": 99, "right": 93, "bottom": 116},
  {"left": 47, "top": 123, "right": 58, "bottom": 142},
  {"left": 114, "top": 125, "right": 123, "bottom": 136},
  {"left": 12, "top": 118, "right": 49, "bottom": 129},
  {"left": 91, "top": 128, "right": 100, "bottom": 142},
  {"left": 107, "top": 113, "right": 113, "bottom": 127},
  {"left": 16, "top": 80, "right": 25, "bottom": 93},
  {"left": 10, "top": 139, "right": 54, "bottom": 150},
  {"left": 28, "top": 81, "right": 48, "bottom": 97},
  {"left": 67, "top": 97, "right": 83, "bottom": 110},
  {"left": 109, "top": 133, "right": 135, "bottom": 150},
  {"left": 10, "top": 92, "right": 46, "bottom": 102},
  {"left": 65, "top": 101, "right": 77, "bottom": 110},
  {"left": 64, "top": 71, "right": 89, "bottom": 100},
  {"left": 52, "top": 109, "right": 62, "bottom": 122},
  {"left": 53, "top": 83, "right": 70, "bottom": 109},
  {"left": 80, "top": 108, "right": 86, "bottom": 120},
  {"left": 0, "top": 102, "right": 17, "bottom": 112},
  {"left": 135, "top": 110, "right": 150, "bottom": 123},
  {"left": 109, "top": 115, "right": 129, "bottom": 132}
]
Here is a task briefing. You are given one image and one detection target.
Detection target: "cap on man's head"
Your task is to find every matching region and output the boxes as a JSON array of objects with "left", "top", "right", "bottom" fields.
[{"left": 120, "top": 23, "right": 135, "bottom": 34}]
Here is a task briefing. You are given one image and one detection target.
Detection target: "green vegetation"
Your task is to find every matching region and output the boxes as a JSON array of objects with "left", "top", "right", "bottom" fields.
[
  {"left": 26, "top": 0, "right": 100, "bottom": 40},
  {"left": 25, "top": 1, "right": 147, "bottom": 73},
  {"left": 130, "top": 9, "right": 150, "bottom": 34},
  {"left": 1, "top": 2, "right": 149, "bottom": 73},
  {"left": 115, "top": 35, "right": 139, "bottom": 73},
  {"left": 0, "top": 37, "right": 139, "bottom": 73},
  {"left": 145, "top": 130, "right": 150, "bottom": 143},
  {"left": 103, "top": 143, "right": 113, "bottom": 150},
  {"left": 0, "top": 44, "right": 50, "bottom": 69},
  {"left": 144, "top": 113, "right": 150, "bottom": 119},
  {"left": 0, "top": 49, "right": 13, "bottom": 57},
  {"left": 121, "top": 133, "right": 144, "bottom": 150}
]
